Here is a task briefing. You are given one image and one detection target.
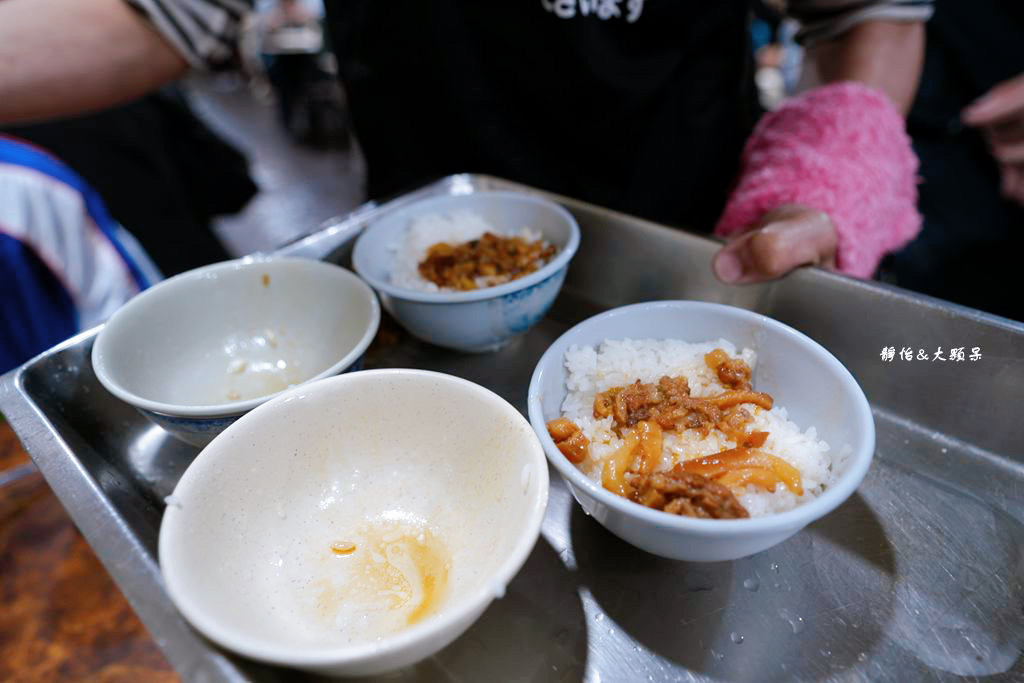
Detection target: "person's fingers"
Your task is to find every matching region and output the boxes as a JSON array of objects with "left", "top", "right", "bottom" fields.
[
  {"left": 989, "top": 140, "right": 1024, "bottom": 164},
  {"left": 712, "top": 206, "right": 837, "bottom": 284},
  {"left": 999, "top": 164, "right": 1024, "bottom": 207},
  {"left": 999, "top": 164, "right": 1013, "bottom": 199},
  {"left": 963, "top": 73, "right": 1024, "bottom": 127},
  {"left": 982, "top": 115, "right": 1024, "bottom": 147}
]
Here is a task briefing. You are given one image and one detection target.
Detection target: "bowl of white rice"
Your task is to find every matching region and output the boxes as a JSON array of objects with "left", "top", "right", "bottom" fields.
[
  {"left": 352, "top": 191, "right": 580, "bottom": 352},
  {"left": 527, "top": 300, "right": 874, "bottom": 562}
]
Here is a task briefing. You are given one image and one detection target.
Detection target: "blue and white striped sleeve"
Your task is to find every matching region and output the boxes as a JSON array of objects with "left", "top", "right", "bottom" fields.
[
  {"left": 123, "top": 0, "right": 252, "bottom": 70},
  {"left": 786, "top": 0, "right": 934, "bottom": 45},
  {"left": 0, "top": 136, "right": 157, "bottom": 371}
]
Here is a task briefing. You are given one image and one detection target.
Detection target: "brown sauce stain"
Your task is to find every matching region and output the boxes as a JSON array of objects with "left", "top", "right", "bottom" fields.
[
  {"left": 317, "top": 520, "right": 450, "bottom": 630},
  {"left": 393, "top": 530, "right": 448, "bottom": 626}
]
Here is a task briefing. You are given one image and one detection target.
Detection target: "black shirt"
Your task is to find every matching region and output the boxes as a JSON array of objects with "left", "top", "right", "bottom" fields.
[{"left": 325, "top": 1, "right": 760, "bottom": 231}]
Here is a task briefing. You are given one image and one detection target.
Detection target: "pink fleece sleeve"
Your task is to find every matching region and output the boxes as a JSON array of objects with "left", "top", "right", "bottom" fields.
[{"left": 713, "top": 82, "right": 921, "bottom": 278}]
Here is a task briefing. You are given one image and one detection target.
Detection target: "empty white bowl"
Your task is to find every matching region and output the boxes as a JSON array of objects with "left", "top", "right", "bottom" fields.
[
  {"left": 159, "top": 369, "right": 549, "bottom": 676},
  {"left": 527, "top": 300, "right": 875, "bottom": 562},
  {"left": 92, "top": 257, "right": 380, "bottom": 447},
  {"left": 352, "top": 191, "right": 580, "bottom": 353}
]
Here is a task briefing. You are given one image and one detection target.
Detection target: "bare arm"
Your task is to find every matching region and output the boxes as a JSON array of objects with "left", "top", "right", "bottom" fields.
[
  {"left": 0, "top": 0, "right": 187, "bottom": 125},
  {"left": 806, "top": 19, "right": 925, "bottom": 113}
]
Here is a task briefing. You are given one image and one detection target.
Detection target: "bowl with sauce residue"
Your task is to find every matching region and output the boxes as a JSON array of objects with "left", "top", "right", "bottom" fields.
[
  {"left": 92, "top": 256, "right": 380, "bottom": 447},
  {"left": 158, "top": 369, "right": 549, "bottom": 676}
]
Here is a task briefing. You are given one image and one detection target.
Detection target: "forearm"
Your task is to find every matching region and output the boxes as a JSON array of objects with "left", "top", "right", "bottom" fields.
[
  {"left": 0, "top": 0, "right": 187, "bottom": 125},
  {"left": 715, "top": 20, "right": 926, "bottom": 281},
  {"left": 806, "top": 20, "right": 925, "bottom": 114}
]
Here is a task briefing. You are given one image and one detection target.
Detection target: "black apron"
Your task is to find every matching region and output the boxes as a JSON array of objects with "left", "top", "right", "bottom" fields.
[{"left": 324, "top": 1, "right": 759, "bottom": 232}]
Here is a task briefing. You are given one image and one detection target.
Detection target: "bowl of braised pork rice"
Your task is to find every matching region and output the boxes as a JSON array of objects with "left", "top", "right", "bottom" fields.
[{"left": 527, "top": 300, "right": 874, "bottom": 561}]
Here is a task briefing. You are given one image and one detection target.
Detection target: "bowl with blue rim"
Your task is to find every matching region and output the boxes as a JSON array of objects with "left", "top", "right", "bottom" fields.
[
  {"left": 92, "top": 256, "right": 380, "bottom": 447},
  {"left": 352, "top": 191, "right": 580, "bottom": 353}
]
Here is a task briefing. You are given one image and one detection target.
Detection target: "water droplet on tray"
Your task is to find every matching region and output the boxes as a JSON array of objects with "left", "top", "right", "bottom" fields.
[
  {"left": 778, "top": 608, "right": 805, "bottom": 634},
  {"left": 857, "top": 652, "right": 868, "bottom": 662},
  {"left": 730, "top": 632, "right": 744, "bottom": 644},
  {"left": 743, "top": 578, "right": 760, "bottom": 592},
  {"left": 770, "top": 562, "right": 780, "bottom": 573}
]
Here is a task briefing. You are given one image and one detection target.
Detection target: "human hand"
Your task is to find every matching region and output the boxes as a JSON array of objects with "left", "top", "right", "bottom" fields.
[
  {"left": 962, "top": 72, "right": 1024, "bottom": 206},
  {"left": 712, "top": 204, "right": 838, "bottom": 284}
]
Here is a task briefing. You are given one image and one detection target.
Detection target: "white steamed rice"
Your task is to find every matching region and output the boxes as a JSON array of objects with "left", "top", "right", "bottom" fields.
[
  {"left": 560, "top": 338, "right": 835, "bottom": 517},
  {"left": 389, "top": 209, "right": 545, "bottom": 292}
]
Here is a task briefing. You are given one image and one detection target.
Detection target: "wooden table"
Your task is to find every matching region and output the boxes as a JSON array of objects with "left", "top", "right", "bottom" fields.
[{"left": 0, "top": 419, "right": 178, "bottom": 682}]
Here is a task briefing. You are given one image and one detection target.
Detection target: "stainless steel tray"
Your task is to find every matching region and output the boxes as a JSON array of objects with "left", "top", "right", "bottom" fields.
[{"left": 3, "top": 174, "right": 1023, "bottom": 682}]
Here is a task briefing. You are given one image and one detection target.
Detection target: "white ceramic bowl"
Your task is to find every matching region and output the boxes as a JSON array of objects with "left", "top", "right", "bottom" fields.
[
  {"left": 159, "top": 369, "right": 549, "bottom": 676},
  {"left": 92, "top": 257, "right": 380, "bottom": 447},
  {"left": 352, "top": 191, "right": 580, "bottom": 353},
  {"left": 527, "top": 301, "right": 875, "bottom": 562}
]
